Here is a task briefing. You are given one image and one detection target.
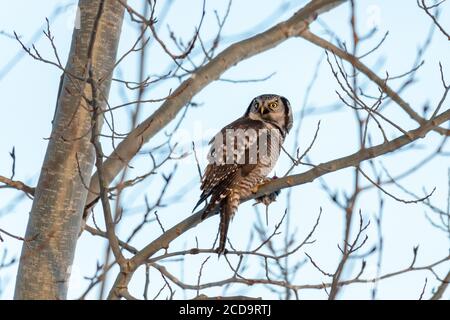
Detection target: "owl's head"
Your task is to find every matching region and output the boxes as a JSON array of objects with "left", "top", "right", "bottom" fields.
[{"left": 244, "top": 94, "right": 293, "bottom": 134}]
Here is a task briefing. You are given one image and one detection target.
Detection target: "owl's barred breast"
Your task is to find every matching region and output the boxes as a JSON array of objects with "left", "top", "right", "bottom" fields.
[{"left": 231, "top": 123, "right": 284, "bottom": 200}]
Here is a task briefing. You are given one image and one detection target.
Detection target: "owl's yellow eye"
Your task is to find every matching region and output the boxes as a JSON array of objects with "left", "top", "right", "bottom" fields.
[{"left": 268, "top": 102, "right": 278, "bottom": 109}]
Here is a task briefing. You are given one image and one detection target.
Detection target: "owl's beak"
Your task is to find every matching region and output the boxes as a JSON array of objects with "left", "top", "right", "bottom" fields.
[{"left": 258, "top": 105, "right": 268, "bottom": 115}]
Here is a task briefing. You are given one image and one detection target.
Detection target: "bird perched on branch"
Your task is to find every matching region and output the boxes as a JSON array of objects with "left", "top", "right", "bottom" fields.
[{"left": 193, "top": 94, "right": 293, "bottom": 255}]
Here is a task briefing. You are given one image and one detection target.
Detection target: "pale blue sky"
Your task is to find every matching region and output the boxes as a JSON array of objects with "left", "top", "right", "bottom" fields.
[{"left": 0, "top": 0, "right": 449, "bottom": 299}]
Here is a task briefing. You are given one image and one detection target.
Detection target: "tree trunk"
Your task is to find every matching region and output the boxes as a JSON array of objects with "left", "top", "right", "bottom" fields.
[{"left": 14, "top": 0, "right": 125, "bottom": 300}]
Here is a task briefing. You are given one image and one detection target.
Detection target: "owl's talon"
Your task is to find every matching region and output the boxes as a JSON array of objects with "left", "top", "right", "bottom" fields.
[
  {"left": 254, "top": 176, "right": 280, "bottom": 206},
  {"left": 261, "top": 177, "right": 272, "bottom": 184},
  {"left": 252, "top": 176, "right": 276, "bottom": 194},
  {"left": 254, "top": 190, "right": 280, "bottom": 206}
]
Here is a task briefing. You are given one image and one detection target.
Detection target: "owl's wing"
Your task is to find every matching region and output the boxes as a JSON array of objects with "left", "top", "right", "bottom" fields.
[{"left": 192, "top": 118, "right": 265, "bottom": 212}]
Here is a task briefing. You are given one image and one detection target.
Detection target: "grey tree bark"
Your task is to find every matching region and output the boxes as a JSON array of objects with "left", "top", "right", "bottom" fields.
[{"left": 14, "top": 0, "right": 125, "bottom": 300}]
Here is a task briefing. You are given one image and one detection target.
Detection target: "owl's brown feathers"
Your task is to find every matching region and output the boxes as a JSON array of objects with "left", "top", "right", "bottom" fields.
[{"left": 194, "top": 94, "right": 293, "bottom": 255}]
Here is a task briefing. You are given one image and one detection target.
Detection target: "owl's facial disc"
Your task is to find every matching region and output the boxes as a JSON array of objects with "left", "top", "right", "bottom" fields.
[{"left": 255, "top": 98, "right": 278, "bottom": 116}]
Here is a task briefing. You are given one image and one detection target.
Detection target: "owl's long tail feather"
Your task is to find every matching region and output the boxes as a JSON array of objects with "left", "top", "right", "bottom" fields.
[
  {"left": 217, "top": 193, "right": 240, "bottom": 256},
  {"left": 217, "top": 203, "right": 231, "bottom": 255}
]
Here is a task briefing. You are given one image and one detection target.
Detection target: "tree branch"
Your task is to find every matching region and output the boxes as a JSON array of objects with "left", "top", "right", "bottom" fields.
[
  {"left": 430, "top": 269, "right": 450, "bottom": 300},
  {"left": 84, "top": 0, "right": 348, "bottom": 227},
  {"left": 106, "top": 105, "right": 450, "bottom": 298},
  {"left": 300, "top": 30, "right": 450, "bottom": 136},
  {"left": 0, "top": 175, "right": 35, "bottom": 198}
]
